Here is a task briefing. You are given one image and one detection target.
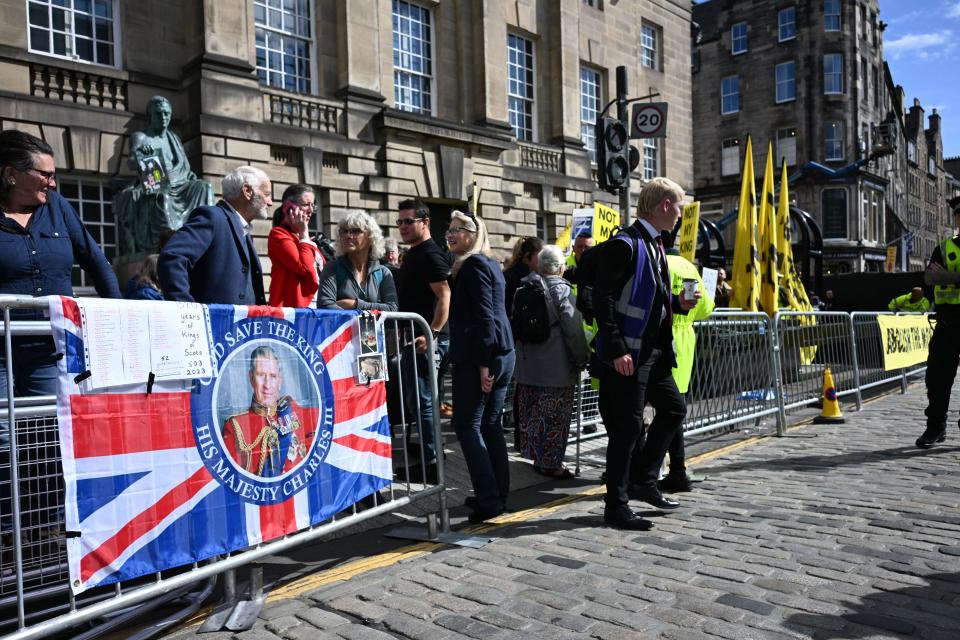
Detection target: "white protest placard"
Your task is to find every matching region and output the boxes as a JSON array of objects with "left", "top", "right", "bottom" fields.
[{"left": 701, "top": 267, "right": 718, "bottom": 303}]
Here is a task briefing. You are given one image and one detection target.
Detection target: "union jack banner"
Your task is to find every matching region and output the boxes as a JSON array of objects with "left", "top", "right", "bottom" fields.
[{"left": 49, "top": 298, "right": 392, "bottom": 594}]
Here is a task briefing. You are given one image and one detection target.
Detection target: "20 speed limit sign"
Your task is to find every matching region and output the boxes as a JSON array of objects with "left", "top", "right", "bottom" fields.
[{"left": 630, "top": 102, "right": 668, "bottom": 138}]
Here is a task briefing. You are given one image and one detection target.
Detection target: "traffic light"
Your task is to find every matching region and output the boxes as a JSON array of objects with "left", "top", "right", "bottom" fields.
[{"left": 596, "top": 116, "right": 630, "bottom": 193}]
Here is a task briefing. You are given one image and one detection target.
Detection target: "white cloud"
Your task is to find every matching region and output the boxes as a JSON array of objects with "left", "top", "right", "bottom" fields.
[
  {"left": 885, "top": 30, "right": 955, "bottom": 60},
  {"left": 947, "top": 2, "right": 960, "bottom": 18}
]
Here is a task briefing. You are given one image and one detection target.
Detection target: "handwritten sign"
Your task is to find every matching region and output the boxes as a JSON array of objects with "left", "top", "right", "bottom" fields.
[{"left": 79, "top": 299, "right": 215, "bottom": 389}]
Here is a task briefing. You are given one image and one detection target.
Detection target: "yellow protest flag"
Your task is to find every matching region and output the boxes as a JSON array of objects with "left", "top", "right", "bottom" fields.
[
  {"left": 730, "top": 136, "right": 761, "bottom": 311},
  {"left": 775, "top": 160, "right": 812, "bottom": 312},
  {"left": 758, "top": 143, "right": 778, "bottom": 316},
  {"left": 678, "top": 202, "right": 700, "bottom": 262},
  {"left": 556, "top": 221, "right": 572, "bottom": 251},
  {"left": 775, "top": 159, "right": 816, "bottom": 364},
  {"left": 593, "top": 203, "right": 621, "bottom": 243}
]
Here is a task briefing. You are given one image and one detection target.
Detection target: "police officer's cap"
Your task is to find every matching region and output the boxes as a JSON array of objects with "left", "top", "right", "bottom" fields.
[{"left": 950, "top": 195, "right": 960, "bottom": 214}]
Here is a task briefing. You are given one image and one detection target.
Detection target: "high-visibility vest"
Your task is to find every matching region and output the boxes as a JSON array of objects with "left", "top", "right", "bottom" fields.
[
  {"left": 888, "top": 293, "right": 930, "bottom": 313},
  {"left": 934, "top": 237, "right": 960, "bottom": 306},
  {"left": 666, "top": 254, "right": 716, "bottom": 394}
]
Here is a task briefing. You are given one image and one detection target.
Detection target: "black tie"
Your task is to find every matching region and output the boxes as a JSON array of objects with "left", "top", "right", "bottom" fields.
[{"left": 655, "top": 236, "right": 672, "bottom": 326}]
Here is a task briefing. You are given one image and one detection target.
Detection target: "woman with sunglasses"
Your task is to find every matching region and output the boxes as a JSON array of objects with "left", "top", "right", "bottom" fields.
[
  {"left": 268, "top": 184, "right": 323, "bottom": 307},
  {"left": 317, "top": 210, "right": 398, "bottom": 312},
  {"left": 446, "top": 211, "right": 515, "bottom": 523},
  {"left": 0, "top": 129, "right": 120, "bottom": 536},
  {"left": 0, "top": 129, "right": 120, "bottom": 397}
]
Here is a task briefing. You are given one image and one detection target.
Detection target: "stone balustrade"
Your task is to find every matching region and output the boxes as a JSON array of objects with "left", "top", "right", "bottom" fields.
[
  {"left": 264, "top": 91, "right": 341, "bottom": 134},
  {"left": 519, "top": 141, "right": 563, "bottom": 173},
  {"left": 30, "top": 63, "right": 127, "bottom": 111}
]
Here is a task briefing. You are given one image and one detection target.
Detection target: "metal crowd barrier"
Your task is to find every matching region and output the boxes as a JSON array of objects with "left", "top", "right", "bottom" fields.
[
  {"left": 0, "top": 298, "right": 935, "bottom": 639},
  {"left": 684, "top": 312, "right": 782, "bottom": 437},
  {"left": 565, "top": 309, "right": 930, "bottom": 445},
  {"left": 0, "top": 298, "right": 448, "bottom": 640}
]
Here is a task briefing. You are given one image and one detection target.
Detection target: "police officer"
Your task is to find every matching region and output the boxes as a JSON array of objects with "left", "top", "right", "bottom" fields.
[{"left": 916, "top": 195, "right": 960, "bottom": 448}]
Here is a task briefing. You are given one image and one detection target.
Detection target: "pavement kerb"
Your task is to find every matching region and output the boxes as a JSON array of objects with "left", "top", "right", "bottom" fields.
[{"left": 172, "top": 381, "right": 902, "bottom": 631}]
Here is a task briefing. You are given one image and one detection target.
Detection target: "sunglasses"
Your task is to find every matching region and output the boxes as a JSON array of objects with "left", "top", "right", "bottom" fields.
[
  {"left": 27, "top": 168, "right": 56, "bottom": 183},
  {"left": 446, "top": 226, "right": 475, "bottom": 235},
  {"left": 396, "top": 217, "right": 425, "bottom": 226}
]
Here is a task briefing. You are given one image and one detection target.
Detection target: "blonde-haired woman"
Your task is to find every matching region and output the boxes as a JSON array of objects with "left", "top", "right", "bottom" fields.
[
  {"left": 317, "top": 210, "right": 398, "bottom": 311},
  {"left": 447, "top": 211, "right": 515, "bottom": 523}
]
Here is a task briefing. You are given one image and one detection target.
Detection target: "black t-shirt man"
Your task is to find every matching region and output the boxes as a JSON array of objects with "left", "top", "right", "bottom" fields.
[{"left": 397, "top": 238, "right": 452, "bottom": 335}]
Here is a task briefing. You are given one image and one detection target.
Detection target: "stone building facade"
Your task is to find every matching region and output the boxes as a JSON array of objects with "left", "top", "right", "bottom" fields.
[
  {"left": 690, "top": 0, "right": 950, "bottom": 275},
  {"left": 0, "top": 0, "right": 693, "bottom": 292}
]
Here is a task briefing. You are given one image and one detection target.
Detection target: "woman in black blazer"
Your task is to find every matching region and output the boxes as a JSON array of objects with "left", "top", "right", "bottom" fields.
[{"left": 446, "top": 211, "right": 515, "bottom": 523}]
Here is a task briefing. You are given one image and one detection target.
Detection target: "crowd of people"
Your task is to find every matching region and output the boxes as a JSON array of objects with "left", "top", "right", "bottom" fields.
[
  {"left": 0, "top": 130, "right": 795, "bottom": 529},
  {"left": 7, "top": 127, "right": 960, "bottom": 534}
]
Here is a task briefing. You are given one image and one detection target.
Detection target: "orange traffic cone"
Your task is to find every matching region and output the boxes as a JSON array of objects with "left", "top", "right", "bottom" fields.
[{"left": 813, "top": 367, "right": 844, "bottom": 424}]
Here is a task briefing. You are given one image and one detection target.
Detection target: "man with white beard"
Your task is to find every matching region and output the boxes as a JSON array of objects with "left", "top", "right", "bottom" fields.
[{"left": 159, "top": 166, "right": 271, "bottom": 305}]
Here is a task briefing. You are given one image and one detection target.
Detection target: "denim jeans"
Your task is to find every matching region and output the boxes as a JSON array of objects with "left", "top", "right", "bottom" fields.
[
  {"left": 1, "top": 339, "right": 60, "bottom": 532},
  {"left": 452, "top": 350, "right": 515, "bottom": 513},
  {"left": 401, "top": 336, "right": 449, "bottom": 466}
]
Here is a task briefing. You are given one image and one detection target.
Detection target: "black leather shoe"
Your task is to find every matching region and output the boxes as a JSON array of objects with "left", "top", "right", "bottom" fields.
[
  {"left": 583, "top": 424, "right": 598, "bottom": 434},
  {"left": 467, "top": 507, "right": 504, "bottom": 524},
  {"left": 629, "top": 484, "right": 680, "bottom": 509},
  {"left": 603, "top": 507, "right": 653, "bottom": 531},
  {"left": 658, "top": 473, "right": 693, "bottom": 493},
  {"left": 916, "top": 427, "right": 946, "bottom": 449}
]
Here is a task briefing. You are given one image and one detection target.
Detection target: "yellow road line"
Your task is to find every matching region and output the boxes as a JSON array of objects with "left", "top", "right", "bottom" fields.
[
  {"left": 257, "top": 432, "right": 776, "bottom": 603},
  {"left": 172, "top": 405, "right": 868, "bottom": 630}
]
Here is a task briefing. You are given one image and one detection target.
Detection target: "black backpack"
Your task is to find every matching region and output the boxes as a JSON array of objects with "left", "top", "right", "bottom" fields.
[
  {"left": 575, "top": 225, "right": 640, "bottom": 324},
  {"left": 511, "top": 282, "right": 552, "bottom": 343}
]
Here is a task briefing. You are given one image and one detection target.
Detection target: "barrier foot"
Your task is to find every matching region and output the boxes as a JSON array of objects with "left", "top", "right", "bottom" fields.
[
  {"left": 198, "top": 568, "right": 237, "bottom": 634},
  {"left": 224, "top": 566, "right": 266, "bottom": 632},
  {"left": 385, "top": 525, "right": 493, "bottom": 549},
  {"left": 200, "top": 566, "right": 266, "bottom": 633}
]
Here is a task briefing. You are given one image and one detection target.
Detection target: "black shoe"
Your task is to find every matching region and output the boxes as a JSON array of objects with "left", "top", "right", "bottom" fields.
[
  {"left": 658, "top": 473, "right": 694, "bottom": 493},
  {"left": 916, "top": 427, "right": 947, "bottom": 449},
  {"left": 582, "top": 424, "right": 598, "bottom": 434},
  {"left": 629, "top": 484, "right": 680, "bottom": 509},
  {"left": 603, "top": 506, "right": 654, "bottom": 531},
  {"left": 467, "top": 507, "right": 504, "bottom": 524}
]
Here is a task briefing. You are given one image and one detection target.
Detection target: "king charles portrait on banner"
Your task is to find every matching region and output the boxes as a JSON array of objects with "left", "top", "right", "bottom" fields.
[{"left": 221, "top": 345, "right": 319, "bottom": 477}]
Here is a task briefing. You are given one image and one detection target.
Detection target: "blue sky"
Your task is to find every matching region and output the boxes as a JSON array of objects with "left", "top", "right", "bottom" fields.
[{"left": 881, "top": 0, "right": 960, "bottom": 159}]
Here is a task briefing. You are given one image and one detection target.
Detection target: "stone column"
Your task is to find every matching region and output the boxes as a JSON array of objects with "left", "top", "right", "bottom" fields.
[
  {"left": 552, "top": 0, "right": 583, "bottom": 145},
  {"left": 473, "top": 0, "right": 510, "bottom": 130},
  {"left": 202, "top": 0, "right": 255, "bottom": 68},
  {"left": 335, "top": 0, "right": 386, "bottom": 140}
]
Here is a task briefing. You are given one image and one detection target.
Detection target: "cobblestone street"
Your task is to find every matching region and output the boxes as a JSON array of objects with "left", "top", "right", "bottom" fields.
[{"left": 163, "top": 381, "right": 960, "bottom": 640}]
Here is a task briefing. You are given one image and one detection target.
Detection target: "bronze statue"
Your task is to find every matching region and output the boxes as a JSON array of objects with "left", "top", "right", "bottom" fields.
[{"left": 113, "top": 96, "right": 213, "bottom": 254}]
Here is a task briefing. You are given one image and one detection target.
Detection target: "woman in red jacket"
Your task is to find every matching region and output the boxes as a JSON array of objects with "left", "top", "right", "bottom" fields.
[{"left": 268, "top": 184, "right": 323, "bottom": 307}]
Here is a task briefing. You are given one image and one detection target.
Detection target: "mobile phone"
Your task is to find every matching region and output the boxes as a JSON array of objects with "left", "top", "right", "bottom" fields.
[{"left": 281, "top": 200, "right": 297, "bottom": 216}]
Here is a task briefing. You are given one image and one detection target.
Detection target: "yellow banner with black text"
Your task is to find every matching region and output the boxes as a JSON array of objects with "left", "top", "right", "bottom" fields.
[{"left": 876, "top": 314, "right": 934, "bottom": 370}]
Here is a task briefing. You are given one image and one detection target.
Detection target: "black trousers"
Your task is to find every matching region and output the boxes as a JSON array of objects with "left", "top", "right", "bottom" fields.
[
  {"left": 598, "top": 347, "right": 686, "bottom": 508},
  {"left": 925, "top": 317, "right": 960, "bottom": 431}
]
